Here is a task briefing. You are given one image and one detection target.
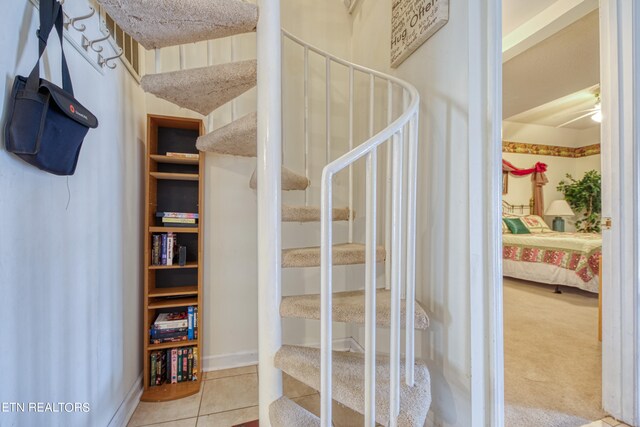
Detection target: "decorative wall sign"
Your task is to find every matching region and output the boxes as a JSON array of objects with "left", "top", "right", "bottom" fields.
[{"left": 391, "top": 0, "right": 449, "bottom": 68}]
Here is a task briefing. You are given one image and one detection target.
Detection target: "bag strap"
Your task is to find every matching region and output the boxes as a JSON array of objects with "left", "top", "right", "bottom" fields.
[{"left": 26, "top": 0, "right": 73, "bottom": 95}]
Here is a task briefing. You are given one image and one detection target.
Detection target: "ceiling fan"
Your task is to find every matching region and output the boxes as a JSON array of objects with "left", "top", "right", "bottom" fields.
[{"left": 558, "top": 93, "right": 602, "bottom": 128}]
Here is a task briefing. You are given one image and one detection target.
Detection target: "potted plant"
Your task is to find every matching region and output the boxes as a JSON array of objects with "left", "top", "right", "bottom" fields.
[{"left": 556, "top": 170, "right": 601, "bottom": 233}]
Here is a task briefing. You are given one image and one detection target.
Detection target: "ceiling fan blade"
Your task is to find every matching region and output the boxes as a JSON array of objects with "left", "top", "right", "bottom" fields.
[
  {"left": 571, "top": 107, "right": 599, "bottom": 114},
  {"left": 558, "top": 112, "right": 595, "bottom": 128}
]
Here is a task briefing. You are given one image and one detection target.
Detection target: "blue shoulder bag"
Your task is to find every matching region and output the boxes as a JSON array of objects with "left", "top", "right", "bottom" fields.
[{"left": 4, "top": 0, "right": 98, "bottom": 175}]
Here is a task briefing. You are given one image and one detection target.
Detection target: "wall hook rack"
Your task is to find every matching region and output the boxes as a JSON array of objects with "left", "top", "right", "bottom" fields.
[
  {"left": 64, "top": 6, "right": 95, "bottom": 32},
  {"left": 82, "top": 31, "right": 111, "bottom": 53},
  {"left": 98, "top": 49, "right": 123, "bottom": 69}
]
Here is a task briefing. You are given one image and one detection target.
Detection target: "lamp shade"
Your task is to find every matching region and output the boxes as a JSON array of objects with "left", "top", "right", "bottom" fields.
[{"left": 545, "top": 199, "right": 575, "bottom": 217}]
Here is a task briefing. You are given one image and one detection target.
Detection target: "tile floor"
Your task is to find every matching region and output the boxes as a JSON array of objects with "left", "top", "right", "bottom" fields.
[
  {"left": 582, "top": 416, "right": 633, "bottom": 427},
  {"left": 128, "top": 364, "right": 364, "bottom": 427},
  {"left": 129, "top": 365, "right": 632, "bottom": 427}
]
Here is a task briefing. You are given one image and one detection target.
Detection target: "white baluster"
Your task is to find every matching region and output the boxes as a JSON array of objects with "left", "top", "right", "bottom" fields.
[
  {"left": 365, "top": 148, "right": 378, "bottom": 427},
  {"left": 390, "top": 129, "right": 404, "bottom": 426},
  {"left": 320, "top": 170, "right": 334, "bottom": 427},
  {"left": 405, "top": 113, "right": 419, "bottom": 386},
  {"left": 348, "top": 66, "right": 354, "bottom": 242}
]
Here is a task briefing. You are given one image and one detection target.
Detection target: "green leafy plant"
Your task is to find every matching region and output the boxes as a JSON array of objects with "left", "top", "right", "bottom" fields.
[{"left": 556, "top": 170, "right": 601, "bottom": 233}]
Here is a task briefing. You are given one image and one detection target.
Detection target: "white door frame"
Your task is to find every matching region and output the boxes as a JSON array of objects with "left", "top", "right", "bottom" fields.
[
  {"left": 599, "top": 0, "right": 640, "bottom": 423},
  {"left": 476, "top": 0, "right": 640, "bottom": 426}
]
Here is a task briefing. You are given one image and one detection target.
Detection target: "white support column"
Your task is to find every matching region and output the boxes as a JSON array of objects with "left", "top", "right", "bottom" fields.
[{"left": 257, "top": 1, "right": 283, "bottom": 425}]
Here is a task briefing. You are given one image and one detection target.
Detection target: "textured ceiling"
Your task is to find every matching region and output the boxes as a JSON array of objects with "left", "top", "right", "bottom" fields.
[{"left": 503, "top": 10, "right": 600, "bottom": 120}]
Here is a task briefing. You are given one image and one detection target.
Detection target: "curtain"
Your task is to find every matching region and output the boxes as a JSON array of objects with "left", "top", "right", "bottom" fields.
[{"left": 502, "top": 160, "right": 549, "bottom": 216}]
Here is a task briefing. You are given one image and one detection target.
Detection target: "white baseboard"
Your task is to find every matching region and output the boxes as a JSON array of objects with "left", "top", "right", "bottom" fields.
[
  {"left": 108, "top": 373, "right": 143, "bottom": 427},
  {"left": 202, "top": 350, "right": 259, "bottom": 372},
  {"left": 201, "top": 337, "right": 364, "bottom": 372}
]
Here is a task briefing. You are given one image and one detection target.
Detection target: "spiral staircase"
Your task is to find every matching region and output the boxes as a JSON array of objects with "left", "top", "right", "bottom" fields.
[{"left": 98, "top": 0, "right": 430, "bottom": 425}]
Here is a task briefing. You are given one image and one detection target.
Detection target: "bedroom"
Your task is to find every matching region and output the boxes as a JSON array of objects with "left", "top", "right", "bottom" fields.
[{"left": 501, "top": 2, "right": 605, "bottom": 426}]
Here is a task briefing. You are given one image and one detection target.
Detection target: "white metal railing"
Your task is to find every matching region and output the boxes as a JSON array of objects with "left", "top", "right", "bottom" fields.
[
  {"left": 282, "top": 30, "right": 420, "bottom": 427},
  {"left": 150, "top": 22, "right": 419, "bottom": 427}
]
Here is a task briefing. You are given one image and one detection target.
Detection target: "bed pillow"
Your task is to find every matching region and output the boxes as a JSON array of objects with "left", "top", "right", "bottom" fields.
[
  {"left": 503, "top": 218, "right": 531, "bottom": 234},
  {"left": 502, "top": 221, "right": 512, "bottom": 234},
  {"left": 521, "top": 215, "right": 552, "bottom": 233}
]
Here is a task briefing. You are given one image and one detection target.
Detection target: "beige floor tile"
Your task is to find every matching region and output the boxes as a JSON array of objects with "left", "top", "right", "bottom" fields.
[
  {"left": 283, "top": 372, "right": 317, "bottom": 399},
  {"left": 204, "top": 365, "right": 257, "bottom": 381},
  {"left": 196, "top": 406, "right": 258, "bottom": 427},
  {"left": 602, "top": 416, "right": 621, "bottom": 426},
  {"left": 139, "top": 418, "right": 197, "bottom": 427},
  {"left": 199, "top": 373, "right": 259, "bottom": 416},
  {"left": 128, "top": 390, "right": 202, "bottom": 427},
  {"left": 293, "top": 394, "right": 368, "bottom": 427},
  {"left": 582, "top": 422, "right": 608, "bottom": 427}
]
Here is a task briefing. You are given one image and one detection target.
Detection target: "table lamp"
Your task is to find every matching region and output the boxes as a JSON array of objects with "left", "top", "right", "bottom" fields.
[{"left": 545, "top": 199, "right": 575, "bottom": 231}]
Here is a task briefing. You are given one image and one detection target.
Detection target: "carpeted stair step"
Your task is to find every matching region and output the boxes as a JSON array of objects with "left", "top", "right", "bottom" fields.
[
  {"left": 196, "top": 112, "right": 256, "bottom": 156},
  {"left": 275, "top": 345, "right": 431, "bottom": 427},
  {"left": 270, "top": 396, "right": 320, "bottom": 427},
  {"left": 282, "top": 243, "right": 385, "bottom": 268},
  {"left": 97, "top": 0, "right": 258, "bottom": 50},
  {"left": 280, "top": 289, "right": 429, "bottom": 329},
  {"left": 141, "top": 60, "right": 257, "bottom": 116},
  {"left": 282, "top": 204, "right": 352, "bottom": 222},
  {"left": 249, "top": 167, "right": 310, "bottom": 191}
]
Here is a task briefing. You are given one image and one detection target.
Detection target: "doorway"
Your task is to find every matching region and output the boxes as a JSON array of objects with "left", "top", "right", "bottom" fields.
[
  {"left": 501, "top": 3, "right": 603, "bottom": 425},
  {"left": 485, "top": 1, "right": 640, "bottom": 426}
]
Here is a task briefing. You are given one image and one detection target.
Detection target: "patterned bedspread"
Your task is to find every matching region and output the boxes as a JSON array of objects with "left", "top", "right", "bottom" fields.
[{"left": 503, "top": 232, "right": 602, "bottom": 283}]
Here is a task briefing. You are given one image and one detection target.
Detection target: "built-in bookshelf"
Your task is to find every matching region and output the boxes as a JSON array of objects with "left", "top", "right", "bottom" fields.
[{"left": 142, "top": 115, "right": 204, "bottom": 402}]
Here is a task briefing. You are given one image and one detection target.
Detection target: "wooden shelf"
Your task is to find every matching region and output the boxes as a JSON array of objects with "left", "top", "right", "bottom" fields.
[
  {"left": 150, "top": 172, "right": 199, "bottom": 181},
  {"left": 149, "top": 286, "right": 198, "bottom": 298},
  {"left": 144, "top": 114, "right": 204, "bottom": 401},
  {"left": 141, "top": 379, "right": 201, "bottom": 402},
  {"left": 149, "top": 226, "right": 199, "bottom": 234},
  {"left": 148, "top": 339, "right": 199, "bottom": 351},
  {"left": 148, "top": 297, "right": 198, "bottom": 309},
  {"left": 148, "top": 262, "right": 198, "bottom": 270},
  {"left": 150, "top": 154, "right": 199, "bottom": 165}
]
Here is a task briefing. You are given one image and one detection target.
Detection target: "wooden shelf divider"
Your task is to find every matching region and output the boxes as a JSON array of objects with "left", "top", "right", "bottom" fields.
[{"left": 150, "top": 171, "right": 199, "bottom": 181}]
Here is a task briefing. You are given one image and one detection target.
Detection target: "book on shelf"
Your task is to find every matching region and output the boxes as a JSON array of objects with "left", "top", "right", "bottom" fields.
[
  {"left": 188, "top": 306, "right": 195, "bottom": 340},
  {"left": 154, "top": 311, "right": 188, "bottom": 329},
  {"left": 171, "top": 349, "right": 178, "bottom": 384},
  {"left": 156, "top": 212, "right": 199, "bottom": 219},
  {"left": 152, "top": 232, "right": 179, "bottom": 265},
  {"left": 152, "top": 235, "right": 161, "bottom": 265},
  {"left": 150, "top": 346, "right": 198, "bottom": 387},
  {"left": 162, "top": 217, "right": 196, "bottom": 224},
  {"left": 165, "top": 152, "right": 199, "bottom": 159}
]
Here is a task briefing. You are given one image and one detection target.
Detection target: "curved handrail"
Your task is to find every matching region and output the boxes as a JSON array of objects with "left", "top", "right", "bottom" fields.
[{"left": 283, "top": 29, "right": 421, "bottom": 427}]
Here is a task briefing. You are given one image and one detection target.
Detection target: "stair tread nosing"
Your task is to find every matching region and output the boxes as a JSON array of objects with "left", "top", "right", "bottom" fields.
[
  {"left": 269, "top": 396, "right": 320, "bottom": 427},
  {"left": 141, "top": 60, "right": 257, "bottom": 116},
  {"left": 249, "top": 167, "right": 310, "bottom": 191},
  {"left": 282, "top": 204, "right": 352, "bottom": 222},
  {"left": 275, "top": 345, "right": 431, "bottom": 427},
  {"left": 280, "top": 289, "right": 429, "bottom": 329},
  {"left": 282, "top": 243, "right": 385, "bottom": 268},
  {"left": 97, "top": 0, "right": 258, "bottom": 50},
  {"left": 196, "top": 112, "right": 257, "bottom": 156}
]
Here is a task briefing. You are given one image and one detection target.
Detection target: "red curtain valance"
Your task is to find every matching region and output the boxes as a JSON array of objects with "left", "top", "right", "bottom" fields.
[{"left": 502, "top": 160, "right": 549, "bottom": 216}]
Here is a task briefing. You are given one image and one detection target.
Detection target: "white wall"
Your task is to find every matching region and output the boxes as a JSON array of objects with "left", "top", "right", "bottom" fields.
[
  {"left": 143, "top": 0, "right": 354, "bottom": 370},
  {"left": 349, "top": 1, "right": 474, "bottom": 425},
  {"left": 0, "top": 2, "right": 145, "bottom": 426}
]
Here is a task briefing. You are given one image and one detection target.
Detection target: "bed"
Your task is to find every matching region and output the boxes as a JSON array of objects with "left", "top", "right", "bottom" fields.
[{"left": 502, "top": 201, "right": 601, "bottom": 294}]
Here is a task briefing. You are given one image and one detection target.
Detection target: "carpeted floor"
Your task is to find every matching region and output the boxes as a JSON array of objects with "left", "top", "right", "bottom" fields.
[{"left": 504, "top": 278, "right": 605, "bottom": 427}]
